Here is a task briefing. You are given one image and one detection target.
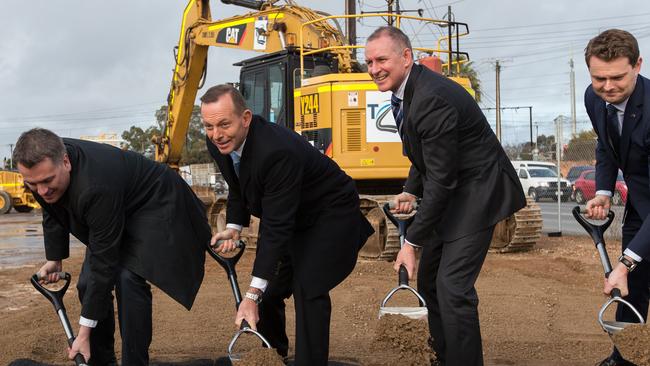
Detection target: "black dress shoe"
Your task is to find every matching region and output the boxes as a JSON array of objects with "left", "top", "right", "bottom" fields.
[{"left": 596, "top": 356, "right": 637, "bottom": 366}]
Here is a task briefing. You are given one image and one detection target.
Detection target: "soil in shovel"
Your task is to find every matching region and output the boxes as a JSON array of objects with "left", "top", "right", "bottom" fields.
[
  {"left": 236, "top": 347, "right": 285, "bottom": 366},
  {"left": 611, "top": 324, "right": 650, "bottom": 365},
  {"left": 368, "top": 313, "right": 436, "bottom": 366}
]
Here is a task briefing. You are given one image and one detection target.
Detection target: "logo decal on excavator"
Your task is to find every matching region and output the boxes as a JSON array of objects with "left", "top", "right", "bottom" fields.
[
  {"left": 216, "top": 24, "right": 247, "bottom": 45},
  {"left": 300, "top": 93, "right": 319, "bottom": 115}
]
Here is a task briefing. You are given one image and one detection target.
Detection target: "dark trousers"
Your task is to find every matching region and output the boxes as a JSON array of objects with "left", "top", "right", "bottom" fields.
[
  {"left": 257, "top": 256, "right": 293, "bottom": 358},
  {"left": 256, "top": 255, "right": 332, "bottom": 366},
  {"left": 611, "top": 206, "right": 650, "bottom": 362},
  {"left": 77, "top": 253, "right": 152, "bottom": 366},
  {"left": 417, "top": 225, "right": 494, "bottom": 366}
]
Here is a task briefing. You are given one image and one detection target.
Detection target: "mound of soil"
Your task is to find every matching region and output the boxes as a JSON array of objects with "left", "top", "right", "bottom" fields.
[
  {"left": 369, "top": 314, "right": 436, "bottom": 366},
  {"left": 612, "top": 324, "right": 650, "bottom": 364},
  {"left": 237, "top": 348, "right": 285, "bottom": 366}
]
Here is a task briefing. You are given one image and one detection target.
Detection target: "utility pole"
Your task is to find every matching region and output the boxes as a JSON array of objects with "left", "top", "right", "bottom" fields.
[
  {"left": 9, "top": 144, "right": 13, "bottom": 170},
  {"left": 345, "top": 0, "right": 356, "bottom": 59},
  {"left": 387, "top": 0, "right": 394, "bottom": 25},
  {"left": 570, "top": 58, "right": 577, "bottom": 137},
  {"left": 495, "top": 60, "right": 501, "bottom": 141}
]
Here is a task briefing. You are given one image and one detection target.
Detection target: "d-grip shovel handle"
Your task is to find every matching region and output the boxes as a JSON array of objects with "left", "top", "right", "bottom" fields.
[
  {"left": 31, "top": 272, "right": 88, "bottom": 366},
  {"left": 382, "top": 203, "right": 416, "bottom": 239},
  {"left": 572, "top": 206, "right": 616, "bottom": 275},
  {"left": 206, "top": 239, "right": 246, "bottom": 307},
  {"left": 398, "top": 264, "right": 409, "bottom": 286}
]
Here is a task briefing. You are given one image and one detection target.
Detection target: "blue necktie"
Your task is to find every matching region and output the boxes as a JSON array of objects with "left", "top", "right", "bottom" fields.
[
  {"left": 230, "top": 152, "right": 241, "bottom": 178},
  {"left": 606, "top": 104, "right": 620, "bottom": 154},
  {"left": 391, "top": 94, "right": 403, "bottom": 132}
]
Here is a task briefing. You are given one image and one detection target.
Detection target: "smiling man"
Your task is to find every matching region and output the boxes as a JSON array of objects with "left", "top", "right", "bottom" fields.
[
  {"left": 583, "top": 29, "right": 649, "bottom": 366},
  {"left": 13, "top": 128, "right": 211, "bottom": 365},
  {"left": 365, "top": 26, "right": 526, "bottom": 366}
]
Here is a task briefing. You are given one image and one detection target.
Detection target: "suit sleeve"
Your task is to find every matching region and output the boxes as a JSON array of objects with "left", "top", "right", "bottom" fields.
[
  {"left": 626, "top": 134, "right": 650, "bottom": 259},
  {"left": 404, "top": 164, "right": 423, "bottom": 197},
  {"left": 77, "top": 187, "right": 125, "bottom": 320},
  {"left": 405, "top": 96, "right": 459, "bottom": 246},
  {"left": 225, "top": 173, "right": 251, "bottom": 227},
  {"left": 252, "top": 151, "right": 302, "bottom": 280},
  {"left": 42, "top": 209, "right": 70, "bottom": 261}
]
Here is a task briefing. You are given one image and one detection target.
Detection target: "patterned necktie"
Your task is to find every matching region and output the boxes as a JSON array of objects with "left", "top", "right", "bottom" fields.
[
  {"left": 230, "top": 152, "right": 241, "bottom": 178},
  {"left": 391, "top": 94, "right": 403, "bottom": 132},
  {"left": 606, "top": 104, "right": 621, "bottom": 154}
]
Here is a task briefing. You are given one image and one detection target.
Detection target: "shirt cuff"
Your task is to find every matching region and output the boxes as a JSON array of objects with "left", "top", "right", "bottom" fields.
[
  {"left": 596, "top": 190, "right": 612, "bottom": 197},
  {"left": 404, "top": 239, "right": 422, "bottom": 248},
  {"left": 79, "top": 316, "right": 98, "bottom": 328},
  {"left": 624, "top": 249, "right": 643, "bottom": 263},
  {"left": 250, "top": 276, "right": 268, "bottom": 292},
  {"left": 226, "top": 223, "right": 243, "bottom": 232}
]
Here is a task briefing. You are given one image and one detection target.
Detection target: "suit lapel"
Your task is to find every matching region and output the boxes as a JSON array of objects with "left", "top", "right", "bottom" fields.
[
  {"left": 401, "top": 64, "right": 422, "bottom": 157},
  {"left": 237, "top": 118, "right": 258, "bottom": 197},
  {"left": 619, "top": 75, "right": 645, "bottom": 171},
  {"left": 595, "top": 99, "right": 618, "bottom": 162}
]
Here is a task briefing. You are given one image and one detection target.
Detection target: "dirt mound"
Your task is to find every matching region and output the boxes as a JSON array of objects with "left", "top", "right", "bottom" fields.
[
  {"left": 612, "top": 324, "right": 650, "bottom": 364},
  {"left": 369, "top": 314, "right": 436, "bottom": 366},
  {"left": 237, "top": 348, "right": 285, "bottom": 366}
]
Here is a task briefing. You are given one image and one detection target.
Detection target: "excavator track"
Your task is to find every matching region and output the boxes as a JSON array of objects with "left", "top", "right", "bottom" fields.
[
  {"left": 358, "top": 195, "right": 401, "bottom": 261},
  {"left": 490, "top": 197, "right": 543, "bottom": 253}
]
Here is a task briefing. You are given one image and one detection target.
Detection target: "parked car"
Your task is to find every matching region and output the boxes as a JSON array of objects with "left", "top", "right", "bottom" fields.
[
  {"left": 566, "top": 165, "right": 594, "bottom": 184},
  {"left": 511, "top": 160, "right": 559, "bottom": 176},
  {"left": 517, "top": 166, "right": 572, "bottom": 202},
  {"left": 573, "top": 169, "right": 628, "bottom": 205}
]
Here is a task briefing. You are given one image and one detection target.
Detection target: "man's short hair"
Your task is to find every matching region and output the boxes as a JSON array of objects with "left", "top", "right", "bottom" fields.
[
  {"left": 585, "top": 29, "right": 640, "bottom": 67},
  {"left": 199, "top": 84, "right": 248, "bottom": 115},
  {"left": 367, "top": 26, "right": 413, "bottom": 54},
  {"left": 13, "top": 128, "right": 66, "bottom": 168}
]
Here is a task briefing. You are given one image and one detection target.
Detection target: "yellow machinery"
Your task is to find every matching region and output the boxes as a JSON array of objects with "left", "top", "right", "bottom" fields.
[
  {"left": 0, "top": 170, "right": 39, "bottom": 214},
  {"left": 154, "top": 0, "right": 542, "bottom": 257}
]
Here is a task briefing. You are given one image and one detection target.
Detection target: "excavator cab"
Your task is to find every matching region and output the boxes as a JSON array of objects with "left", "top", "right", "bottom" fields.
[{"left": 236, "top": 48, "right": 336, "bottom": 131}]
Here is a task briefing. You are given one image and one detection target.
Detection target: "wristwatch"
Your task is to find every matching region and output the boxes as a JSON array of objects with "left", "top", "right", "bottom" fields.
[
  {"left": 245, "top": 291, "right": 262, "bottom": 305},
  {"left": 619, "top": 255, "right": 638, "bottom": 272}
]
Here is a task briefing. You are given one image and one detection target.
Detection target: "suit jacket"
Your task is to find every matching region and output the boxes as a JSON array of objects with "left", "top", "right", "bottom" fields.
[
  {"left": 401, "top": 64, "right": 526, "bottom": 245},
  {"left": 586, "top": 74, "right": 650, "bottom": 259},
  {"left": 207, "top": 116, "right": 373, "bottom": 298},
  {"left": 36, "top": 139, "right": 211, "bottom": 320}
]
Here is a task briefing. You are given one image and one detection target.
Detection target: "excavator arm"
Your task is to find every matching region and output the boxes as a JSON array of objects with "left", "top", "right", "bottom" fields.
[{"left": 153, "top": 0, "right": 351, "bottom": 168}]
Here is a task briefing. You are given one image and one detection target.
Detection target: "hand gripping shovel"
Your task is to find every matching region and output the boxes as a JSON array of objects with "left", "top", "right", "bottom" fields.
[
  {"left": 205, "top": 239, "right": 272, "bottom": 361},
  {"left": 572, "top": 206, "right": 644, "bottom": 335},
  {"left": 30, "top": 272, "right": 89, "bottom": 366},
  {"left": 378, "top": 202, "right": 427, "bottom": 320}
]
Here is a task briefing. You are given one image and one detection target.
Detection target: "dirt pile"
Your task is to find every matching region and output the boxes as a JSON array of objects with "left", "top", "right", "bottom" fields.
[
  {"left": 369, "top": 314, "right": 436, "bottom": 366},
  {"left": 237, "top": 348, "right": 285, "bottom": 366},
  {"left": 612, "top": 324, "right": 650, "bottom": 365}
]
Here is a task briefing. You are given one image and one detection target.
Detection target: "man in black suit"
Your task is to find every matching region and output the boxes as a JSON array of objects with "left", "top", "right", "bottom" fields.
[
  {"left": 365, "top": 26, "right": 526, "bottom": 365},
  {"left": 201, "top": 84, "right": 373, "bottom": 365},
  {"left": 14, "top": 129, "right": 211, "bottom": 365},
  {"left": 583, "top": 29, "right": 649, "bottom": 366}
]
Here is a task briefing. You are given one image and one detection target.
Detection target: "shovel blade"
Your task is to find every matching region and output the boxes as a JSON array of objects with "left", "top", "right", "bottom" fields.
[{"left": 379, "top": 306, "right": 428, "bottom": 320}]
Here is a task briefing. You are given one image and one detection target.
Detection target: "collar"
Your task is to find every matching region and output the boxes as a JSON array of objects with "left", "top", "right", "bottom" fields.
[
  {"left": 606, "top": 98, "right": 629, "bottom": 113},
  {"left": 233, "top": 139, "right": 246, "bottom": 157},
  {"left": 394, "top": 65, "right": 413, "bottom": 100}
]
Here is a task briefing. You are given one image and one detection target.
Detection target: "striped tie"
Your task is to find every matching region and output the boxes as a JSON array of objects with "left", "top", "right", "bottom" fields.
[
  {"left": 230, "top": 152, "right": 241, "bottom": 178},
  {"left": 391, "top": 94, "right": 403, "bottom": 132}
]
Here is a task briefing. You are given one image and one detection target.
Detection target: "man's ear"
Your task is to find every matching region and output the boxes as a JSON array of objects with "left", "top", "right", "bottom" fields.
[
  {"left": 242, "top": 109, "right": 253, "bottom": 127},
  {"left": 62, "top": 154, "right": 71, "bottom": 172}
]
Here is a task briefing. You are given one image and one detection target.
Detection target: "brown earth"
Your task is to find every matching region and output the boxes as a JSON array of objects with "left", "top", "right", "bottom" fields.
[
  {"left": 613, "top": 324, "right": 650, "bottom": 365},
  {"left": 0, "top": 235, "right": 641, "bottom": 365}
]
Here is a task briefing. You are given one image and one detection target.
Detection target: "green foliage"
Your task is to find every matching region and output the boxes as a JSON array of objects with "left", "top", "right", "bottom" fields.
[{"left": 121, "top": 105, "right": 211, "bottom": 165}]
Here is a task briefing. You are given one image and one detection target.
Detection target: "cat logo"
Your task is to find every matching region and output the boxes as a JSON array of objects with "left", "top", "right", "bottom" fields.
[
  {"left": 216, "top": 24, "right": 247, "bottom": 45},
  {"left": 300, "top": 93, "right": 319, "bottom": 115}
]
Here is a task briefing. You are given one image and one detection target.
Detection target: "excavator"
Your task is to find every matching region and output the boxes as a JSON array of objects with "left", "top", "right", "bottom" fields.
[{"left": 153, "top": 0, "right": 542, "bottom": 258}]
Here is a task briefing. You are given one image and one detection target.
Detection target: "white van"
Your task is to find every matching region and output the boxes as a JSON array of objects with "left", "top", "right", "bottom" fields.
[{"left": 511, "top": 160, "right": 571, "bottom": 202}]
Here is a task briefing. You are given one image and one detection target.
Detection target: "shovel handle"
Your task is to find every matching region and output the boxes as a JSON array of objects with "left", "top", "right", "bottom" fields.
[
  {"left": 398, "top": 264, "right": 409, "bottom": 286},
  {"left": 572, "top": 206, "right": 615, "bottom": 246},
  {"left": 30, "top": 272, "right": 71, "bottom": 312},
  {"left": 206, "top": 239, "right": 246, "bottom": 276}
]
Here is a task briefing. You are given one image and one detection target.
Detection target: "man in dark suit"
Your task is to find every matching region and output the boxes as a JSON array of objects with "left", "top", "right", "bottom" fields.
[
  {"left": 201, "top": 84, "right": 373, "bottom": 365},
  {"left": 583, "top": 29, "right": 648, "bottom": 366},
  {"left": 14, "top": 128, "right": 211, "bottom": 365},
  {"left": 365, "top": 26, "right": 526, "bottom": 365}
]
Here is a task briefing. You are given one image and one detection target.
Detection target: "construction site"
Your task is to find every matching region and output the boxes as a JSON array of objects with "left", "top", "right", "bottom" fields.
[{"left": 1, "top": 0, "right": 650, "bottom": 365}]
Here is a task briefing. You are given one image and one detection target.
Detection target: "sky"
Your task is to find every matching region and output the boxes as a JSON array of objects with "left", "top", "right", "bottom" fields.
[{"left": 1, "top": 0, "right": 649, "bottom": 162}]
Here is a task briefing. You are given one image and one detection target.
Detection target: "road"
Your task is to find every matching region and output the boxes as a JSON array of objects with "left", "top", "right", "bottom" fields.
[{"left": 537, "top": 200, "right": 624, "bottom": 237}]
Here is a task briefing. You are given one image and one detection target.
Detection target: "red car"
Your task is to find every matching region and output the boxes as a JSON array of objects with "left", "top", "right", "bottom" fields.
[{"left": 573, "top": 169, "right": 628, "bottom": 205}]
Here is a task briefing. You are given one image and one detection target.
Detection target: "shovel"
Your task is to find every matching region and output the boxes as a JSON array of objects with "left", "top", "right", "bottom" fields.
[
  {"left": 378, "top": 202, "right": 427, "bottom": 320},
  {"left": 205, "top": 239, "right": 272, "bottom": 361},
  {"left": 30, "top": 271, "right": 88, "bottom": 366},
  {"left": 572, "top": 206, "right": 644, "bottom": 335}
]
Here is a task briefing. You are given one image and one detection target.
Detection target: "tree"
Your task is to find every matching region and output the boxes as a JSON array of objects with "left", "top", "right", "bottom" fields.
[
  {"left": 564, "top": 130, "right": 597, "bottom": 161},
  {"left": 121, "top": 105, "right": 211, "bottom": 165}
]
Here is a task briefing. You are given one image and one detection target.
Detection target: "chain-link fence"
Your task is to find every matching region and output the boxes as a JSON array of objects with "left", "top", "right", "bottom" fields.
[{"left": 486, "top": 110, "right": 623, "bottom": 241}]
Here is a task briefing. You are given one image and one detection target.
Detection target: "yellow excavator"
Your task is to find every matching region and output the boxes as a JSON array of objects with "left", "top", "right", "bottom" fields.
[
  {"left": 0, "top": 170, "right": 40, "bottom": 214},
  {"left": 153, "top": 0, "right": 542, "bottom": 258}
]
